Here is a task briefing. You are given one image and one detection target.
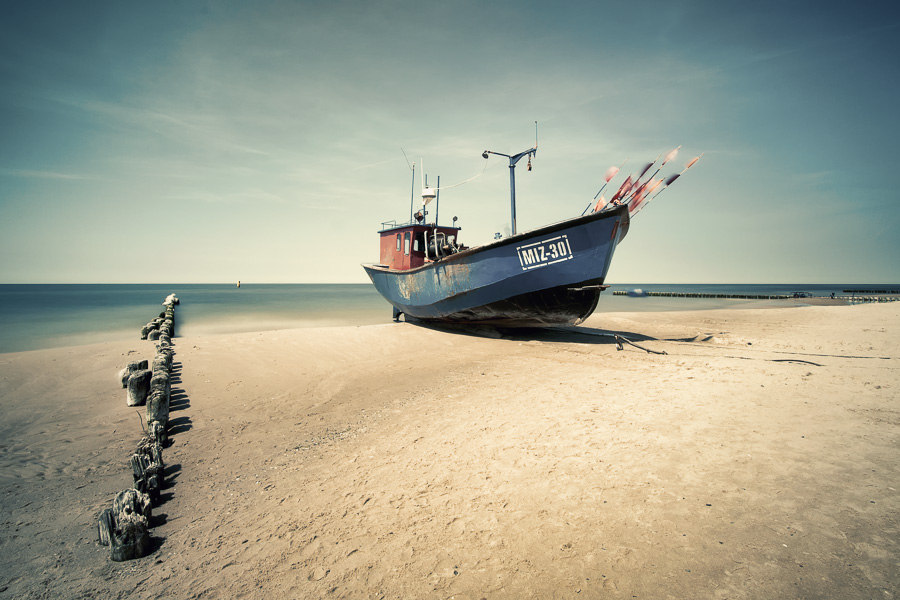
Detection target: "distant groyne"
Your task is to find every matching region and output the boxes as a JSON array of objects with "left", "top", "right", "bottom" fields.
[{"left": 612, "top": 291, "right": 899, "bottom": 303}]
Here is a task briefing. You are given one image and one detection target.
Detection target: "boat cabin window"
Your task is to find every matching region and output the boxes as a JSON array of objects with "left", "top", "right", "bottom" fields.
[
  {"left": 404, "top": 232, "right": 410, "bottom": 255},
  {"left": 396, "top": 234, "right": 401, "bottom": 251}
]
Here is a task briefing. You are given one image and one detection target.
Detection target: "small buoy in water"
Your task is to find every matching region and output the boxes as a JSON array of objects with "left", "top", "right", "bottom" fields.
[{"left": 237, "top": 281, "right": 241, "bottom": 288}]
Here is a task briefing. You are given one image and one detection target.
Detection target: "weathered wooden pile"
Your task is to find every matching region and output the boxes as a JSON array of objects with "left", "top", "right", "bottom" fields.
[{"left": 98, "top": 294, "right": 179, "bottom": 561}]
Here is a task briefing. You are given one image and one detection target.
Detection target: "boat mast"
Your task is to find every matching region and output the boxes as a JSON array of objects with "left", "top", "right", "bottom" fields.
[
  {"left": 409, "top": 161, "right": 416, "bottom": 224},
  {"left": 482, "top": 123, "right": 537, "bottom": 236}
]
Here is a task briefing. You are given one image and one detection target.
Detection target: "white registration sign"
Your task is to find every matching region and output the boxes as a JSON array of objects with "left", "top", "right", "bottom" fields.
[{"left": 516, "top": 235, "right": 573, "bottom": 270}]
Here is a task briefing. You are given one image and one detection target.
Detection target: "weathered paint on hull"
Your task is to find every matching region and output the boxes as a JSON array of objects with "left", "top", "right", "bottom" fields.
[
  {"left": 425, "top": 282, "right": 606, "bottom": 326},
  {"left": 362, "top": 205, "right": 629, "bottom": 326}
]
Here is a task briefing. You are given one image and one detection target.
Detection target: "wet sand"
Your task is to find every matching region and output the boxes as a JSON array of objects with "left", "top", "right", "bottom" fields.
[{"left": 1, "top": 303, "right": 898, "bottom": 599}]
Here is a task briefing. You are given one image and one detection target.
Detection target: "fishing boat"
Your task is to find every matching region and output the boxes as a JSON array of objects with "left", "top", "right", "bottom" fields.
[{"left": 362, "top": 137, "right": 699, "bottom": 326}]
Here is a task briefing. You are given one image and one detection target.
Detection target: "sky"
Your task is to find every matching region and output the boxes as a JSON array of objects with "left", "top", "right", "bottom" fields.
[{"left": 1, "top": 0, "right": 898, "bottom": 284}]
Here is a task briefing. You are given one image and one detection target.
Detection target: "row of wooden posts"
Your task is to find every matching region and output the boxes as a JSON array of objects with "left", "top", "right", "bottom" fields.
[
  {"left": 611, "top": 290, "right": 899, "bottom": 302},
  {"left": 97, "top": 294, "right": 179, "bottom": 561},
  {"left": 611, "top": 291, "right": 799, "bottom": 299},
  {"left": 847, "top": 296, "right": 900, "bottom": 303}
]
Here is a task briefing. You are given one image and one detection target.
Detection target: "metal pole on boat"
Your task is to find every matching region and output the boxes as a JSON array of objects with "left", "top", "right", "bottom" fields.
[
  {"left": 509, "top": 164, "right": 517, "bottom": 235},
  {"left": 483, "top": 146, "right": 536, "bottom": 237},
  {"left": 435, "top": 175, "right": 440, "bottom": 226},
  {"left": 409, "top": 162, "right": 416, "bottom": 224}
]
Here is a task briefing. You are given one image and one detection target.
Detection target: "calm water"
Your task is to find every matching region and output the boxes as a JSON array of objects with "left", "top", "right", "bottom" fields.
[
  {"left": 0, "top": 284, "right": 390, "bottom": 353},
  {"left": 0, "top": 283, "right": 893, "bottom": 353}
]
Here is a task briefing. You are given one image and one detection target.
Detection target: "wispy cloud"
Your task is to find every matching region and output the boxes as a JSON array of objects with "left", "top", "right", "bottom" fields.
[
  {"left": 0, "top": 168, "right": 103, "bottom": 181},
  {"left": 162, "top": 188, "right": 287, "bottom": 205},
  {"left": 352, "top": 158, "right": 403, "bottom": 171},
  {"left": 49, "top": 95, "right": 273, "bottom": 158}
]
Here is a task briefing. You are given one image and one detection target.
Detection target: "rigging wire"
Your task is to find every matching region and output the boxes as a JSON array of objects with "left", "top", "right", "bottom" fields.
[
  {"left": 400, "top": 147, "right": 414, "bottom": 171},
  {"left": 429, "top": 158, "right": 492, "bottom": 191},
  {"left": 400, "top": 147, "right": 493, "bottom": 191}
]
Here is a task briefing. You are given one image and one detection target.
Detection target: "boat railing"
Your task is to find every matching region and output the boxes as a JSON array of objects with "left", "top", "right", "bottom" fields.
[
  {"left": 379, "top": 218, "right": 417, "bottom": 231},
  {"left": 379, "top": 218, "right": 464, "bottom": 233}
]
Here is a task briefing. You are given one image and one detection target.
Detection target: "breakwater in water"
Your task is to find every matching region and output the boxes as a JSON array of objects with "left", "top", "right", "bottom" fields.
[{"left": 612, "top": 290, "right": 899, "bottom": 303}]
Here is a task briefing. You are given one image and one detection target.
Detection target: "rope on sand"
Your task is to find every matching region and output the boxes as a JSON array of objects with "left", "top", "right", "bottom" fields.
[
  {"left": 547, "top": 326, "right": 668, "bottom": 355},
  {"left": 614, "top": 334, "right": 668, "bottom": 355}
]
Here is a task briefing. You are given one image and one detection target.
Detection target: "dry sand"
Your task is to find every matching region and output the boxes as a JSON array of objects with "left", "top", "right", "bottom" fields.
[{"left": 1, "top": 303, "right": 898, "bottom": 599}]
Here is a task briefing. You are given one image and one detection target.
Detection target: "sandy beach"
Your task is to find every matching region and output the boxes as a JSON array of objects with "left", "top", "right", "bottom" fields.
[{"left": 0, "top": 302, "right": 898, "bottom": 599}]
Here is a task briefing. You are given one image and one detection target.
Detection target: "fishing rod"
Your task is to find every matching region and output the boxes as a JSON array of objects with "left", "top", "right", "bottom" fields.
[
  {"left": 627, "top": 176, "right": 664, "bottom": 215},
  {"left": 583, "top": 160, "right": 628, "bottom": 216},
  {"left": 586, "top": 146, "right": 678, "bottom": 216},
  {"left": 621, "top": 146, "right": 679, "bottom": 207},
  {"left": 631, "top": 152, "right": 703, "bottom": 216},
  {"left": 620, "top": 157, "right": 659, "bottom": 207}
]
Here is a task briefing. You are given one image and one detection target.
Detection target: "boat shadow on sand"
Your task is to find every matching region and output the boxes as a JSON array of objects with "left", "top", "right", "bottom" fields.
[{"left": 409, "top": 321, "right": 663, "bottom": 347}]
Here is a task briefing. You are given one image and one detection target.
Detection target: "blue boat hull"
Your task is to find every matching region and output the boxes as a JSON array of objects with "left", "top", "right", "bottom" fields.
[{"left": 363, "top": 205, "right": 629, "bottom": 326}]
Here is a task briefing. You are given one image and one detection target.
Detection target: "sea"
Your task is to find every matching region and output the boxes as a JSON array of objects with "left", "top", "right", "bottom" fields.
[{"left": 0, "top": 283, "right": 894, "bottom": 354}]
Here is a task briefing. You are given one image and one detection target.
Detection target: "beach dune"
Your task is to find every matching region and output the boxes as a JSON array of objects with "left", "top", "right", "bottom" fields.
[{"left": 0, "top": 303, "right": 898, "bottom": 598}]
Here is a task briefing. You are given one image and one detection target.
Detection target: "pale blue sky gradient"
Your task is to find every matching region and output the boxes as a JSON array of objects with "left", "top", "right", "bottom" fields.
[{"left": 2, "top": 0, "right": 898, "bottom": 283}]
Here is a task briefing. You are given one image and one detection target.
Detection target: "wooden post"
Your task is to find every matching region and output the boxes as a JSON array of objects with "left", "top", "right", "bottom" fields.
[
  {"left": 148, "top": 420, "right": 166, "bottom": 446},
  {"left": 97, "top": 489, "right": 152, "bottom": 561},
  {"left": 118, "top": 359, "right": 149, "bottom": 388},
  {"left": 131, "top": 436, "right": 165, "bottom": 502},
  {"left": 146, "top": 391, "right": 169, "bottom": 444},
  {"left": 98, "top": 508, "right": 114, "bottom": 546},
  {"left": 126, "top": 370, "right": 152, "bottom": 407},
  {"left": 150, "top": 372, "right": 169, "bottom": 402},
  {"left": 152, "top": 353, "right": 168, "bottom": 371}
]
